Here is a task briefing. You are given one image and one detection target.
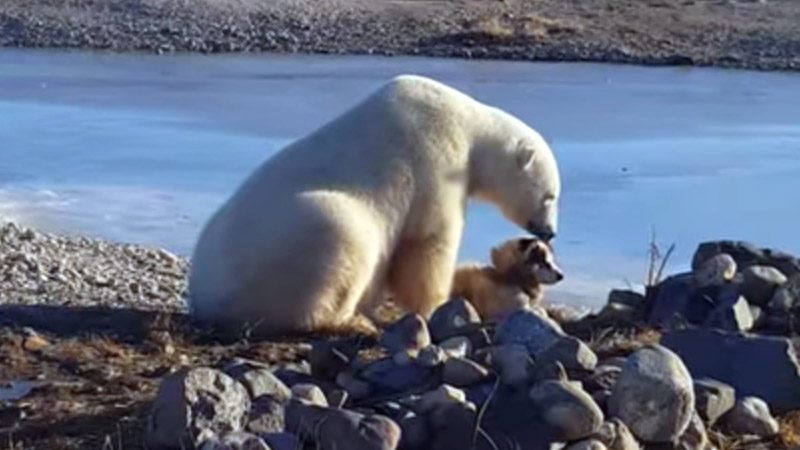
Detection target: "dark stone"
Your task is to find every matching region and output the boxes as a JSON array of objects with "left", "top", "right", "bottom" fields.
[
  {"left": 693, "top": 378, "right": 735, "bottom": 425},
  {"left": 359, "top": 358, "right": 435, "bottom": 393},
  {"left": 662, "top": 327, "right": 800, "bottom": 413}
]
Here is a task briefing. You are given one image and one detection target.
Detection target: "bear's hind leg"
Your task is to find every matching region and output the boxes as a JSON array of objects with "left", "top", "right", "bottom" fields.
[{"left": 387, "top": 228, "right": 461, "bottom": 318}]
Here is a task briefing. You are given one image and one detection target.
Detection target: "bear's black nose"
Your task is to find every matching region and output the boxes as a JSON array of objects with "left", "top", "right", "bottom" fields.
[{"left": 526, "top": 221, "right": 555, "bottom": 242}]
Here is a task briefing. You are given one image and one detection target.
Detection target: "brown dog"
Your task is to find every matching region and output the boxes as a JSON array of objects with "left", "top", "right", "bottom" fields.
[{"left": 451, "top": 237, "right": 563, "bottom": 321}]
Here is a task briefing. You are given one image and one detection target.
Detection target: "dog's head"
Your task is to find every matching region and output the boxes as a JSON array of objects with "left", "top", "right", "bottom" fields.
[{"left": 490, "top": 236, "right": 564, "bottom": 285}]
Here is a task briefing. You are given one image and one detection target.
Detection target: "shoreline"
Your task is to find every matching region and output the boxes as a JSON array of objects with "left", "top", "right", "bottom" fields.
[{"left": 2, "top": 0, "right": 800, "bottom": 72}]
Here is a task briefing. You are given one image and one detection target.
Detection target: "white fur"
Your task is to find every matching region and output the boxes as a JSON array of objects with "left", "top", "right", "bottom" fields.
[{"left": 188, "top": 75, "right": 561, "bottom": 333}]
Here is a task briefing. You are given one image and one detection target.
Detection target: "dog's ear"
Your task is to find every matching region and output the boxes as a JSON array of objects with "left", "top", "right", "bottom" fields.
[
  {"left": 491, "top": 245, "right": 516, "bottom": 273},
  {"left": 516, "top": 237, "right": 535, "bottom": 252}
]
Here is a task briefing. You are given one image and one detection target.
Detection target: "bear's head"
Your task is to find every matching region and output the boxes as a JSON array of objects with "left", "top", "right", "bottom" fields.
[{"left": 471, "top": 114, "right": 561, "bottom": 241}]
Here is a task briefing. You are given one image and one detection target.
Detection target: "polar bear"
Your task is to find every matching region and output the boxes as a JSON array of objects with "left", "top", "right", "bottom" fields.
[
  {"left": 451, "top": 236, "right": 563, "bottom": 322},
  {"left": 188, "top": 74, "right": 560, "bottom": 334}
]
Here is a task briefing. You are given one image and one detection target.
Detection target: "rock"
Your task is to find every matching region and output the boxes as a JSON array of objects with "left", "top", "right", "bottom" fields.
[
  {"left": 530, "top": 360, "right": 568, "bottom": 384},
  {"left": 247, "top": 395, "right": 285, "bottom": 434},
  {"left": 230, "top": 368, "right": 291, "bottom": 402},
  {"left": 336, "top": 372, "right": 372, "bottom": 400},
  {"left": 443, "top": 356, "right": 491, "bottom": 387},
  {"left": 564, "top": 440, "right": 608, "bottom": 450},
  {"left": 694, "top": 241, "right": 800, "bottom": 278},
  {"left": 262, "top": 433, "right": 296, "bottom": 450},
  {"left": 428, "top": 297, "right": 482, "bottom": 342},
  {"left": 359, "top": 358, "right": 433, "bottom": 392},
  {"left": 309, "top": 339, "right": 357, "bottom": 380},
  {"left": 661, "top": 327, "right": 800, "bottom": 413},
  {"left": 428, "top": 400, "right": 478, "bottom": 450},
  {"left": 693, "top": 253, "right": 737, "bottom": 288},
  {"left": 693, "top": 378, "right": 735, "bottom": 425},
  {"left": 148, "top": 367, "right": 251, "bottom": 449},
  {"left": 392, "top": 348, "right": 419, "bottom": 366},
  {"left": 664, "top": 412, "right": 710, "bottom": 450},
  {"left": 591, "top": 419, "right": 639, "bottom": 450},
  {"left": 585, "top": 365, "right": 622, "bottom": 394},
  {"left": 495, "top": 308, "right": 565, "bottom": 356},
  {"left": 480, "top": 388, "right": 553, "bottom": 450},
  {"left": 607, "top": 290, "right": 646, "bottom": 309},
  {"left": 692, "top": 241, "right": 765, "bottom": 272},
  {"left": 291, "top": 384, "right": 328, "bottom": 407},
  {"left": 529, "top": 380, "right": 604, "bottom": 441},
  {"left": 722, "top": 397, "right": 779, "bottom": 437},
  {"left": 703, "top": 287, "right": 753, "bottom": 332},
  {"left": 398, "top": 410, "right": 429, "bottom": 449},
  {"left": 769, "top": 273, "right": 800, "bottom": 311},
  {"left": 418, "top": 384, "right": 467, "bottom": 414},
  {"left": 440, "top": 336, "right": 472, "bottom": 358},
  {"left": 417, "top": 345, "right": 447, "bottom": 367},
  {"left": 741, "top": 265, "right": 787, "bottom": 306},
  {"left": 536, "top": 336, "right": 598, "bottom": 373},
  {"left": 327, "top": 389, "right": 349, "bottom": 408},
  {"left": 380, "top": 313, "right": 431, "bottom": 353},
  {"left": 488, "top": 344, "right": 533, "bottom": 386},
  {"left": 608, "top": 345, "right": 694, "bottom": 443},
  {"left": 286, "top": 402, "right": 401, "bottom": 450},
  {"left": 647, "top": 273, "right": 694, "bottom": 327},
  {"left": 199, "top": 432, "right": 271, "bottom": 450}
]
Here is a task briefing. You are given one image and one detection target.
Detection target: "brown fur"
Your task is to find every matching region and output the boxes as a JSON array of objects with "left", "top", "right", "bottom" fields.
[{"left": 451, "top": 237, "right": 562, "bottom": 321}]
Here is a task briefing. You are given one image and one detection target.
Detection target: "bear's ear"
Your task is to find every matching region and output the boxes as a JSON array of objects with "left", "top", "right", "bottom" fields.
[{"left": 516, "top": 145, "right": 537, "bottom": 171}]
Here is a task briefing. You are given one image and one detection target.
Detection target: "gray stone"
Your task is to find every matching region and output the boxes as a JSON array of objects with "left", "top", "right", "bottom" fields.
[
  {"left": 585, "top": 365, "right": 622, "bottom": 394},
  {"left": 667, "top": 412, "right": 710, "bottom": 450},
  {"left": 398, "top": 410, "right": 429, "bottom": 450},
  {"left": 417, "top": 345, "right": 447, "bottom": 367},
  {"left": 247, "top": 395, "right": 285, "bottom": 434},
  {"left": 530, "top": 360, "right": 568, "bottom": 384},
  {"left": 693, "top": 253, "right": 737, "bottom": 288},
  {"left": 489, "top": 344, "right": 533, "bottom": 386},
  {"left": 692, "top": 241, "right": 765, "bottom": 272},
  {"left": 199, "top": 432, "right": 271, "bottom": 450},
  {"left": 495, "top": 308, "right": 565, "bottom": 356},
  {"left": 428, "top": 400, "right": 479, "bottom": 450},
  {"left": 529, "top": 380, "right": 604, "bottom": 441},
  {"left": 286, "top": 402, "right": 401, "bottom": 450},
  {"left": 440, "top": 336, "right": 472, "bottom": 359},
  {"left": 309, "top": 339, "right": 357, "bottom": 380},
  {"left": 147, "top": 367, "right": 251, "bottom": 449},
  {"left": 443, "top": 356, "right": 491, "bottom": 387},
  {"left": 480, "top": 388, "right": 555, "bottom": 450},
  {"left": 380, "top": 313, "right": 431, "bottom": 353},
  {"left": 703, "top": 287, "right": 753, "bottom": 332},
  {"left": 693, "top": 378, "right": 735, "bottom": 425},
  {"left": 564, "top": 440, "right": 608, "bottom": 450},
  {"left": 290, "top": 383, "right": 328, "bottom": 407},
  {"left": 742, "top": 265, "right": 787, "bottom": 306},
  {"left": 647, "top": 273, "right": 695, "bottom": 327},
  {"left": 769, "top": 273, "right": 800, "bottom": 311},
  {"left": 233, "top": 368, "right": 291, "bottom": 402},
  {"left": 591, "top": 419, "right": 639, "bottom": 450},
  {"left": 722, "top": 397, "right": 779, "bottom": 437},
  {"left": 662, "top": 327, "right": 800, "bottom": 413},
  {"left": 359, "top": 357, "right": 433, "bottom": 392},
  {"left": 262, "top": 433, "right": 296, "bottom": 450},
  {"left": 607, "top": 290, "right": 646, "bottom": 309},
  {"left": 536, "top": 335, "right": 598, "bottom": 373},
  {"left": 608, "top": 345, "right": 694, "bottom": 443},
  {"left": 336, "top": 372, "right": 372, "bottom": 400},
  {"left": 428, "top": 297, "right": 482, "bottom": 342},
  {"left": 418, "top": 384, "right": 467, "bottom": 414}
]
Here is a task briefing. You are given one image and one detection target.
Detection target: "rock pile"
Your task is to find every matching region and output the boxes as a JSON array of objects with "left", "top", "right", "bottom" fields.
[{"left": 145, "top": 261, "right": 790, "bottom": 450}]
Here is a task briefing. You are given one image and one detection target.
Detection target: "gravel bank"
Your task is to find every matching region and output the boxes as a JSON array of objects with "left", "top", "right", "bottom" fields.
[
  {"left": 1, "top": 0, "right": 800, "bottom": 71},
  {"left": 0, "top": 222, "right": 187, "bottom": 311}
]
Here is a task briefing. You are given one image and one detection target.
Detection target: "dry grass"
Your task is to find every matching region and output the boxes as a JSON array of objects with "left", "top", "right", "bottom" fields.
[{"left": 779, "top": 410, "right": 800, "bottom": 448}]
